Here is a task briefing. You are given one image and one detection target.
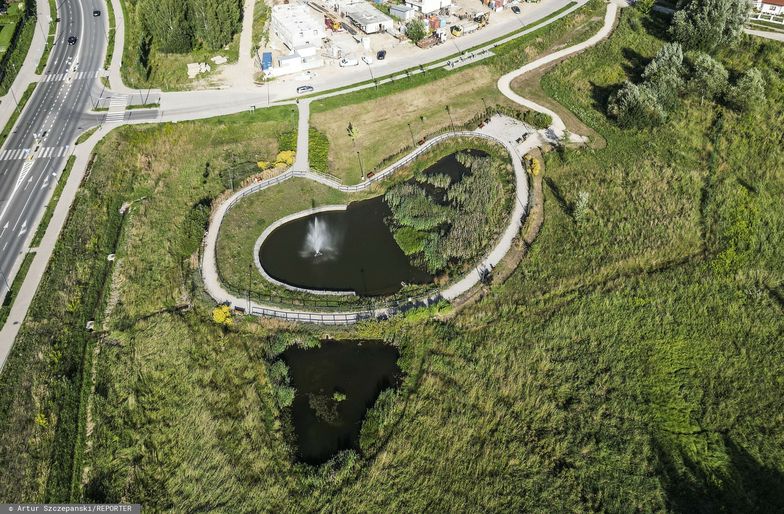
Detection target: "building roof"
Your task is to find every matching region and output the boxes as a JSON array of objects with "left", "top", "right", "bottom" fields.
[
  {"left": 271, "top": 3, "right": 324, "bottom": 34},
  {"left": 762, "top": 0, "right": 784, "bottom": 6},
  {"left": 345, "top": 2, "right": 393, "bottom": 26}
]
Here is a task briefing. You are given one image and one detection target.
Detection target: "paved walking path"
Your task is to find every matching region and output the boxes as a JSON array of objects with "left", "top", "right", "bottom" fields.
[
  {"left": 200, "top": 120, "right": 531, "bottom": 323},
  {"left": 0, "top": 0, "right": 50, "bottom": 133},
  {"left": 498, "top": 1, "right": 619, "bottom": 143}
]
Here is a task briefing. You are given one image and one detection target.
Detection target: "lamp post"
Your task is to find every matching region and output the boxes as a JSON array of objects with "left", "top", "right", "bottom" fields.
[
  {"left": 445, "top": 105, "right": 455, "bottom": 132},
  {"left": 357, "top": 151, "right": 365, "bottom": 180},
  {"left": 407, "top": 122, "right": 415, "bottom": 148}
]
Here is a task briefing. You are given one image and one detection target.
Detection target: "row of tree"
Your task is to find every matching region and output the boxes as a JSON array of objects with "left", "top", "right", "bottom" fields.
[
  {"left": 131, "top": 0, "right": 243, "bottom": 54},
  {"left": 608, "top": 0, "right": 765, "bottom": 127}
]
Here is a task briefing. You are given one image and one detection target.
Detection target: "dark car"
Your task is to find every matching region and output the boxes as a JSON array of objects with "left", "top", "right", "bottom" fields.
[
  {"left": 93, "top": 9, "right": 101, "bottom": 16},
  {"left": 296, "top": 85, "right": 314, "bottom": 94},
  {"left": 376, "top": 49, "right": 386, "bottom": 60},
  {"left": 511, "top": 5, "right": 521, "bottom": 13},
  {"left": 68, "top": 36, "right": 77, "bottom": 45}
]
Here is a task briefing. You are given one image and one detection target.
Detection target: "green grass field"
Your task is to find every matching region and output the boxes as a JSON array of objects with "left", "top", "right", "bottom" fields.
[
  {"left": 0, "top": 5, "right": 783, "bottom": 512},
  {"left": 310, "top": 0, "right": 606, "bottom": 184}
]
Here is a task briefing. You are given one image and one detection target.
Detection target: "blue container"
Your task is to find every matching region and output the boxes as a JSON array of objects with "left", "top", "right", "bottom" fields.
[{"left": 261, "top": 52, "right": 273, "bottom": 71}]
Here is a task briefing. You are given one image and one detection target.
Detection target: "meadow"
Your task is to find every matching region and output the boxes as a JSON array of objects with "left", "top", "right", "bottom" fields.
[{"left": 0, "top": 4, "right": 782, "bottom": 512}]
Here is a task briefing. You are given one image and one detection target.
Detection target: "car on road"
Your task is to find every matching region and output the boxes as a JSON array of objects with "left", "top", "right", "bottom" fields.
[
  {"left": 68, "top": 36, "right": 77, "bottom": 45},
  {"left": 296, "top": 85, "right": 315, "bottom": 94},
  {"left": 377, "top": 50, "right": 386, "bottom": 60},
  {"left": 339, "top": 58, "right": 359, "bottom": 67},
  {"left": 93, "top": 9, "right": 101, "bottom": 16},
  {"left": 511, "top": 5, "right": 521, "bottom": 13},
  {"left": 362, "top": 56, "right": 373, "bottom": 65}
]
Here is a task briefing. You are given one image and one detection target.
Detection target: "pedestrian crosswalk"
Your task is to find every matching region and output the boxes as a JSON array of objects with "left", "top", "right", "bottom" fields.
[
  {"left": 40, "top": 70, "right": 105, "bottom": 83},
  {"left": 0, "top": 146, "right": 69, "bottom": 161},
  {"left": 105, "top": 95, "right": 127, "bottom": 124}
]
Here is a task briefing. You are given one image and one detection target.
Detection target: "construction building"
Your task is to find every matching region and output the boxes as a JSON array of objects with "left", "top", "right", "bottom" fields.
[
  {"left": 404, "top": 0, "right": 452, "bottom": 14},
  {"left": 271, "top": 3, "right": 326, "bottom": 50},
  {"left": 344, "top": 2, "right": 394, "bottom": 33}
]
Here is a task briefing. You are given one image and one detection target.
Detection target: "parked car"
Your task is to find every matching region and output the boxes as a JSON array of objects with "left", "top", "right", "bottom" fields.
[
  {"left": 511, "top": 5, "right": 521, "bottom": 13},
  {"left": 362, "top": 56, "right": 373, "bottom": 65},
  {"left": 296, "top": 85, "right": 315, "bottom": 94},
  {"left": 68, "top": 36, "right": 77, "bottom": 45},
  {"left": 93, "top": 9, "right": 101, "bottom": 16},
  {"left": 339, "top": 58, "right": 359, "bottom": 67},
  {"left": 376, "top": 50, "right": 386, "bottom": 60}
]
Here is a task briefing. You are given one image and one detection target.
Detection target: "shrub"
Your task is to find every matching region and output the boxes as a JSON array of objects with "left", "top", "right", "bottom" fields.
[
  {"left": 687, "top": 52, "right": 728, "bottom": 103},
  {"left": 212, "top": 305, "right": 233, "bottom": 325},
  {"left": 406, "top": 19, "right": 427, "bottom": 43},
  {"left": 725, "top": 68, "right": 766, "bottom": 113},
  {"left": 670, "top": 0, "right": 750, "bottom": 54},
  {"left": 607, "top": 81, "right": 667, "bottom": 128}
]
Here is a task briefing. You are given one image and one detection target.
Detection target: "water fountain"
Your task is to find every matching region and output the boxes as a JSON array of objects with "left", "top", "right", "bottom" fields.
[{"left": 304, "top": 217, "right": 330, "bottom": 257}]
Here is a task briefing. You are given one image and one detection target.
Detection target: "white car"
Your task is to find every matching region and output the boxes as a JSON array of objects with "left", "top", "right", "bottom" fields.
[
  {"left": 339, "top": 58, "right": 359, "bottom": 67},
  {"left": 362, "top": 56, "right": 373, "bottom": 65}
]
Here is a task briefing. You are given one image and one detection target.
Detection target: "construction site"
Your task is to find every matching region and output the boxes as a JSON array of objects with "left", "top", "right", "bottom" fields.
[{"left": 258, "top": 0, "right": 540, "bottom": 78}]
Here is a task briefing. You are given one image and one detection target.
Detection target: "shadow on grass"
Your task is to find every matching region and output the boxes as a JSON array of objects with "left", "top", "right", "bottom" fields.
[{"left": 654, "top": 435, "right": 784, "bottom": 513}]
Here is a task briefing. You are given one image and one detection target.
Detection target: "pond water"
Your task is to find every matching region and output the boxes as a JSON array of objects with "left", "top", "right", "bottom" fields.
[
  {"left": 258, "top": 151, "right": 479, "bottom": 296},
  {"left": 282, "top": 339, "right": 402, "bottom": 465},
  {"left": 258, "top": 195, "right": 431, "bottom": 296}
]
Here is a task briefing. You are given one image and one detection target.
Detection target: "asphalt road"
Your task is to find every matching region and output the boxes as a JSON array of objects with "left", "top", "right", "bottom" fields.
[{"left": 0, "top": 0, "right": 107, "bottom": 300}]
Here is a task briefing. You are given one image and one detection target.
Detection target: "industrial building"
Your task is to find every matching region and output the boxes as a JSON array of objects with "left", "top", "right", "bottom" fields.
[
  {"left": 404, "top": 0, "right": 452, "bottom": 14},
  {"left": 270, "top": 3, "right": 326, "bottom": 50},
  {"left": 344, "top": 2, "right": 394, "bottom": 33}
]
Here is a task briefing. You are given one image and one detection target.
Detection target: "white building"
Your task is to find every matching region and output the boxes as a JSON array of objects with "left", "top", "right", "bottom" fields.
[
  {"left": 390, "top": 4, "right": 417, "bottom": 20},
  {"left": 345, "top": 2, "right": 394, "bottom": 33},
  {"left": 754, "top": 0, "right": 784, "bottom": 14},
  {"left": 404, "top": 0, "right": 451, "bottom": 14},
  {"left": 271, "top": 3, "right": 326, "bottom": 50}
]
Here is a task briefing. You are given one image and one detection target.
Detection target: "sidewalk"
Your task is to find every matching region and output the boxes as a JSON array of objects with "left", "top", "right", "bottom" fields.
[{"left": 0, "top": 0, "right": 51, "bottom": 138}]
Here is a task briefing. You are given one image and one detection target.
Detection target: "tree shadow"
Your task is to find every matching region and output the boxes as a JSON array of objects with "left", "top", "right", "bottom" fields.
[
  {"left": 543, "top": 177, "right": 573, "bottom": 218},
  {"left": 652, "top": 434, "right": 784, "bottom": 513},
  {"left": 621, "top": 48, "right": 650, "bottom": 83},
  {"left": 590, "top": 81, "right": 618, "bottom": 117}
]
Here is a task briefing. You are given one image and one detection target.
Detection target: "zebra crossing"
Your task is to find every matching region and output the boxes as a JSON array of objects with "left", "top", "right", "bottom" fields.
[
  {"left": 105, "top": 95, "right": 128, "bottom": 124},
  {"left": 0, "top": 146, "right": 69, "bottom": 161},
  {"left": 40, "top": 70, "right": 105, "bottom": 83}
]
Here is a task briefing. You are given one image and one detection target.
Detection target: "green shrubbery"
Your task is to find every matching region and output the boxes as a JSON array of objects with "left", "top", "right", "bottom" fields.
[
  {"left": 308, "top": 128, "right": 330, "bottom": 172},
  {"left": 384, "top": 150, "right": 512, "bottom": 274}
]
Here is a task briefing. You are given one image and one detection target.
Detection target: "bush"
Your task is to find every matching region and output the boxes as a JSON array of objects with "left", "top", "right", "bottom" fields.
[
  {"left": 725, "top": 68, "right": 766, "bottom": 113},
  {"left": 670, "top": 0, "right": 749, "bottom": 54},
  {"left": 406, "top": 19, "right": 427, "bottom": 43},
  {"left": 212, "top": 305, "right": 233, "bottom": 325},
  {"left": 687, "top": 51, "right": 728, "bottom": 102},
  {"left": 607, "top": 81, "right": 667, "bottom": 128},
  {"left": 308, "top": 128, "right": 330, "bottom": 172}
]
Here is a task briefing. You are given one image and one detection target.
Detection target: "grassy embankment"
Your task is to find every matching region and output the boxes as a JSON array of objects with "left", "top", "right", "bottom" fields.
[
  {"left": 1, "top": 5, "right": 783, "bottom": 512},
  {"left": 118, "top": 0, "right": 241, "bottom": 90},
  {"left": 216, "top": 137, "right": 511, "bottom": 308},
  {"left": 310, "top": 0, "right": 606, "bottom": 184},
  {"left": 102, "top": 0, "right": 116, "bottom": 71},
  {"left": 0, "top": 0, "right": 35, "bottom": 95},
  {"left": 0, "top": 82, "right": 35, "bottom": 145}
]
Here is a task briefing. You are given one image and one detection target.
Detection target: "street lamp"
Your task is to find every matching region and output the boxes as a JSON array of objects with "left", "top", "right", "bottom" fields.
[
  {"left": 407, "top": 122, "right": 415, "bottom": 147},
  {"left": 357, "top": 151, "right": 365, "bottom": 180}
]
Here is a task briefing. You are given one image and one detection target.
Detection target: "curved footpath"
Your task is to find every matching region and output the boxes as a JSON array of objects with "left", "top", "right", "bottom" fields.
[{"left": 201, "top": 126, "right": 529, "bottom": 323}]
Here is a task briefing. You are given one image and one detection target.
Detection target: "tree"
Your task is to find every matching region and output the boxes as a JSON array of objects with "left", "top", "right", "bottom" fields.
[
  {"left": 607, "top": 81, "right": 667, "bottom": 128},
  {"left": 406, "top": 19, "right": 427, "bottom": 44},
  {"left": 687, "top": 52, "right": 728, "bottom": 103},
  {"left": 725, "top": 68, "right": 766, "bottom": 112},
  {"left": 189, "top": 0, "right": 242, "bottom": 51},
  {"left": 635, "top": 0, "right": 656, "bottom": 13},
  {"left": 670, "top": 0, "right": 750, "bottom": 54},
  {"left": 142, "top": 0, "right": 193, "bottom": 53},
  {"left": 641, "top": 42, "right": 685, "bottom": 110}
]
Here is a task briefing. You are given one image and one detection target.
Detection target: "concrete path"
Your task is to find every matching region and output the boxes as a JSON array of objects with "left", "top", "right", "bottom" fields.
[
  {"left": 0, "top": 0, "right": 51, "bottom": 132},
  {"left": 497, "top": 1, "right": 620, "bottom": 144},
  {"left": 200, "top": 119, "right": 531, "bottom": 323},
  {"left": 744, "top": 28, "right": 784, "bottom": 42},
  {"left": 293, "top": 100, "right": 310, "bottom": 171}
]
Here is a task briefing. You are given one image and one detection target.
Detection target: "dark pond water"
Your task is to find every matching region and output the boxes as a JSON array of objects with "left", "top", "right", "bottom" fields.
[
  {"left": 282, "top": 339, "right": 402, "bottom": 465},
  {"left": 258, "top": 195, "right": 432, "bottom": 296},
  {"left": 258, "top": 151, "right": 482, "bottom": 296}
]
